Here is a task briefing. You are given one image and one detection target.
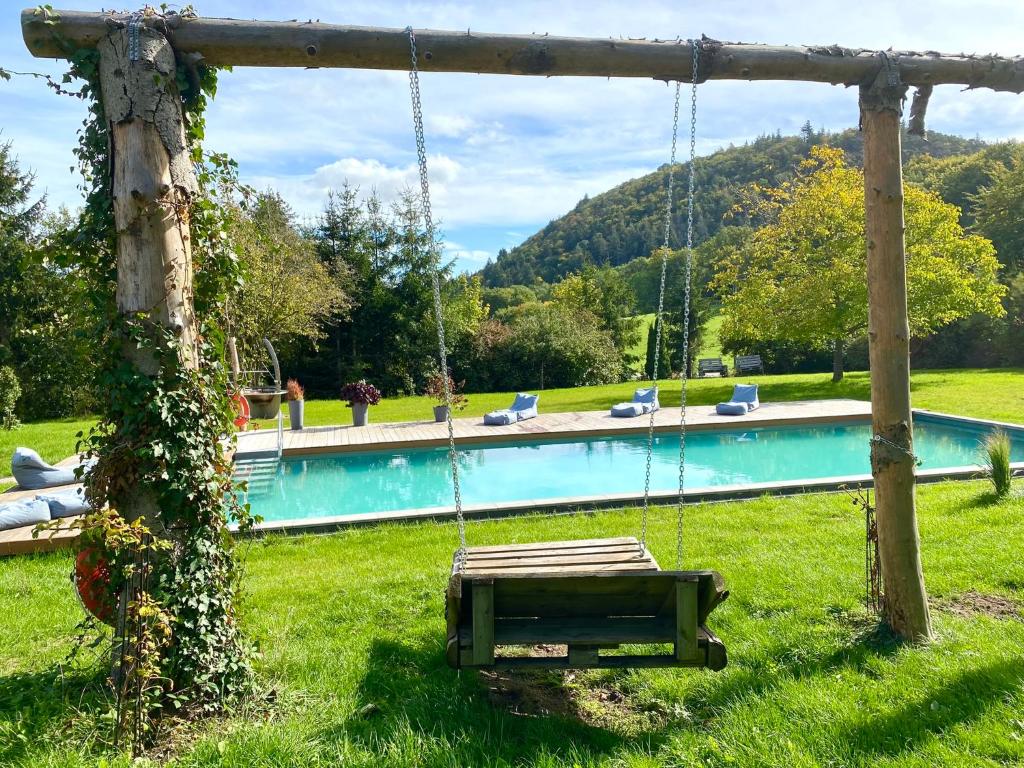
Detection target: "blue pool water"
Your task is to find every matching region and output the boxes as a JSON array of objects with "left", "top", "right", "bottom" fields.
[{"left": 238, "top": 416, "right": 1024, "bottom": 523}]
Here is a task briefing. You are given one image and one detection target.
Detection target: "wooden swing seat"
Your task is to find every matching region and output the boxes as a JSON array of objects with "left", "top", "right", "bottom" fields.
[{"left": 446, "top": 536, "right": 729, "bottom": 671}]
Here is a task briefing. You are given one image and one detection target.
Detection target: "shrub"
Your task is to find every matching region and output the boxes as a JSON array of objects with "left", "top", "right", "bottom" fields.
[
  {"left": 424, "top": 371, "right": 468, "bottom": 411},
  {"left": 340, "top": 380, "right": 381, "bottom": 406},
  {"left": 0, "top": 366, "right": 21, "bottom": 430},
  {"left": 983, "top": 429, "right": 1013, "bottom": 499},
  {"left": 286, "top": 378, "right": 304, "bottom": 401}
]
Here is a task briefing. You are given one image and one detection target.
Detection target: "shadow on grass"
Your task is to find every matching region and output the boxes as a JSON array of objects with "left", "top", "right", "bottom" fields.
[
  {"left": 0, "top": 664, "right": 109, "bottom": 764},
  {"left": 839, "top": 657, "right": 1024, "bottom": 758},
  {"left": 344, "top": 638, "right": 634, "bottom": 764},
  {"left": 689, "top": 615, "right": 902, "bottom": 715}
]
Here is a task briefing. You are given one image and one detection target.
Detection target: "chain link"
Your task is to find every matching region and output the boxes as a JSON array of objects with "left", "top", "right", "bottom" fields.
[
  {"left": 640, "top": 39, "right": 700, "bottom": 569},
  {"left": 640, "top": 79, "right": 681, "bottom": 553},
  {"left": 677, "top": 39, "right": 701, "bottom": 569},
  {"left": 127, "top": 12, "right": 143, "bottom": 62},
  {"left": 407, "top": 28, "right": 467, "bottom": 560},
  {"left": 870, "top": 433, "right": 922, "bottom": 466}
]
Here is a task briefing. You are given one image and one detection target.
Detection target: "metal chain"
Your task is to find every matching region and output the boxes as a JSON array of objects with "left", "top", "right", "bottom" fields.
[
  {"left": 676, "top": 39, "right": 701, "bottom": 569},
  {"left": 639, "top": 79, "right": 681, "bottom": 553},
  {"left": 870, "top": 433, "right": 922, "bottom": 466},
  {"left": 127, "top": 12, "right": 143, "bottom": 62},
  {"left": 639, "top": 39, "right": 700, "bottom": 568},
  {"left": 407, "top": 27, "right": 467, "bottom": 559}
]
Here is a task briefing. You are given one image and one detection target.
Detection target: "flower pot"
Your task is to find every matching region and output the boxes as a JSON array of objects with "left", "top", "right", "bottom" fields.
[
  {"left": 433, "top": 405, "right": 449, "bottom": 423},
  {"left": 244, "top": 387, "right": 285, "bottom": 420},
  {"left": 288, "top": 399, "right": 304, "bottom": 430},
  {"left": 351, "top": 402, "right": 369, "bottom": 427}
]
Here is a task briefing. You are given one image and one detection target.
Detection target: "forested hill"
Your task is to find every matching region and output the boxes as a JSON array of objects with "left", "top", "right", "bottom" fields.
[{"left": 479, "top": 127, "right": 985, "bottom": 287}]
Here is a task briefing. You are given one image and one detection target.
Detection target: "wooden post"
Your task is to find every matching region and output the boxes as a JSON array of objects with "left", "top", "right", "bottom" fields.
[
  {"left": 860, "top": 69, "right": 932, "bottom": 642},
  {"left": 99, "top": 23, "right": 199, "bottom": 375},
  {"left": 97, "top": 20, "right": 201, "bottom": 675}
]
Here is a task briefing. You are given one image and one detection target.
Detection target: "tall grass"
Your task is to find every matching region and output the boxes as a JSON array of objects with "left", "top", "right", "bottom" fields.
[{"left": 983, "top": 429, "right": 1013, "bottom": 498}]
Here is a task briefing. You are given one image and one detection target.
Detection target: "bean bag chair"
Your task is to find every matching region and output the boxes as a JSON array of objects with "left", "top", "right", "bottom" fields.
[
  {"left": 716, "top": 384, "right": 760, "bottom": 416},
  {"left": 0, "top": 498, "right": 51, "bottom": 532},
  {"left": 484, "top": 393, "right": 539, "bottom": 425},
  {"left": 611, "top": 387, "right": 660, "bottom": 418},
  {"left": 36, "top": 487, "right": 90, "bottom": 518},
  {"left": 10, "top": 447, "right": 93, "bottom": 490}
]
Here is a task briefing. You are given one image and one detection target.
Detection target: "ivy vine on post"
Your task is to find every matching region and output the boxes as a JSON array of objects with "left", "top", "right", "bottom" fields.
[{"left": 31, "top": 5, "right": 256, "bottom": 751}]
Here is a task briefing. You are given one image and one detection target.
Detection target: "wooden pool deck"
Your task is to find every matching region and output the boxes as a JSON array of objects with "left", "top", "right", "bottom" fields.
[
  {"left": 0, "top": 455, "right": 83, "bottom": 556},
  {"left": 235, "top": 398, "right": 873, "bottom": 458}
]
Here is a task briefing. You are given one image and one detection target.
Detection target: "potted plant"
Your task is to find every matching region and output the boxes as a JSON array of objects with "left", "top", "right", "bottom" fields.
[
  {"left": 286, "top": 378, "right": 304, "bottom": 431},
  {"left": 424, "top": 371, "right": 468, "bottom": 423},
  {"left": 341, "top": 380, "right": 381, "bottom": 427}
]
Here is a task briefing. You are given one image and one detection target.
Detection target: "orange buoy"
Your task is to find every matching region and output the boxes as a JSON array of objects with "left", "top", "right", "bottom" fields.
[
  {"left": 74, "top": 548, "right": 115, "bottom": 625},
  {"left": 231, "top": 391, "right": 250, "bottom": 430}
]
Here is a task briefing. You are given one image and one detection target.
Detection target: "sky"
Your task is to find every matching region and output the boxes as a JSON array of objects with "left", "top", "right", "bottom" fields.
[{"left": 4, "top": 1, "right": 1024, "bottom": 274}]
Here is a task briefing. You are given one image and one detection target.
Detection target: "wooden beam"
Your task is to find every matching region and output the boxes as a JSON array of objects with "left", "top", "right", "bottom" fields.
[
  {"left": 22, "top": 9, "right": 1024, "bottom": 91},
  {"left": 859, "top": 71, "right": 933, "bottom": 642}
]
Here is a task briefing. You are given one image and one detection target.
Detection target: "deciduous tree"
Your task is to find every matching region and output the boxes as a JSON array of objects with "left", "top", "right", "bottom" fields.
[{"left": 714, "top": 146, "right": 1005, "bottom": 381}]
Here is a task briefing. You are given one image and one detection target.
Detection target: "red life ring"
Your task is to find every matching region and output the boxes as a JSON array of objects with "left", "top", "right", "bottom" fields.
[
  {"left": 74, "top": 548, "right": 115, "bottom": 625},
  {"left": 231, "top": 391, "right": 250, "bottom": 430}
]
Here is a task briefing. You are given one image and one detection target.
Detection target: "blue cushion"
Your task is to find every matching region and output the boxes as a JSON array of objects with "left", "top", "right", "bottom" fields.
[
  {"left": 483, "top": 409, "right": 514, "bottom": 426},
  {"left": 633, "top": 387, "right": 658, "bottom": 405},
  {"left": 716, "top": 401, "right": 750, "bottom": 416},
  {"left": 511, "top": 393, "right": 538, "bottom": 412},
  {"left": 36, "top": 487, "right": 90, "bottom": 518},
  {"left": 731, "top": 384, "right": 759, "bottom": 405},
  {"left": 611, "top": 402, "right": 645, "bottom": 418},
  {"left": 0, "top": 499, "right": 51, "bottom": 531},
  {"left": 11, "top": 447, "right": 91, "bottom": 490}
]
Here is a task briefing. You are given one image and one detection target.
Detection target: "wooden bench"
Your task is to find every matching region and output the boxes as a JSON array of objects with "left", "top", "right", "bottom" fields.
[
  {"left": 698, "top": 358, "right": 728, "bottom": 377},
  {"left": 734, "top": 354, "right": 764, "bottom": 375},
  {"left": 446, "top": 536, "right": 728, "bottom": 670}
]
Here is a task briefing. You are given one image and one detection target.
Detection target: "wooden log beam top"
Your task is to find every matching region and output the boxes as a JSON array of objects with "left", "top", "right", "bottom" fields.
[{"left": 21, "top": 8, "right": 1024, "bottom": 92}]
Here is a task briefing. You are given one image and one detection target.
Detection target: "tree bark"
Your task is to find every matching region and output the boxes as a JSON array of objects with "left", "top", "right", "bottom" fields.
[
  {"left": 98, "top": 22, "right": 201, "bottom": 676},
  {"left": 860, "top": 74, "right": 933, "bottom": 642},
  {"left": 99, "top": 22, "right": 199, "bottom": 530},
  {"left": 23, "top": 10, "right": 1024, "bottom": 93},
  {"left": 832, "top": 338, "right": 845, "bottom": 382}
]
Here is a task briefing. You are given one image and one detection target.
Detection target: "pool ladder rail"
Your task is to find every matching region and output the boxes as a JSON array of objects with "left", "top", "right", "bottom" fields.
[{"left": 234, "top": 457, "right": 282, "bottom": 499}]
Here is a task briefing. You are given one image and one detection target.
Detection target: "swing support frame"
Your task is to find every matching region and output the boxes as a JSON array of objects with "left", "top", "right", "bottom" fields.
[{"left": 23, "top": 7, "right": 1018, "bottom": 644}]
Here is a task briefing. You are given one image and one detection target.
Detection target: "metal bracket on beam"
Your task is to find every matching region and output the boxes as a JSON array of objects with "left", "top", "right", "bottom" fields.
[{"left": 859, "top": 51, "right": 909, "bottom": 121}]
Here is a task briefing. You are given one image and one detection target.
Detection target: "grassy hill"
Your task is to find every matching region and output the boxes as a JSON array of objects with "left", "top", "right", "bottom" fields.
[{"left": 480, "top": 128, "right": 985, "bottom": 288}]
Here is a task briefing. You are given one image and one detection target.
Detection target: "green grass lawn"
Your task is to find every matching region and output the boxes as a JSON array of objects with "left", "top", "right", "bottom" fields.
[
  {"left": 1, "top": 480, "right": 1021, "bottom": 766},
  {"left": 291, "top": 368, "right": 1024, "bottom": 429},
  {"left": 701, "top": 313, "right": 725, "bottom": 361}
]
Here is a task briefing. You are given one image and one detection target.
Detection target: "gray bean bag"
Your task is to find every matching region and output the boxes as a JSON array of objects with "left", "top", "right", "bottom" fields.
[
  {"left": 0, "top": 498, "right": 51, "bottom": 532},
  {"left": 36, "top": 487, "right": 90, "bottom": 518},
  {"left": 716, "top": 383, "right": 760, "bottom": 416},
  {"left": 10, "top": 447, "right": 93, "bottom": 490},
  {"left": 610, "top": 387, "right": 660, "bottom": 418},
  {"left": 484, "top": 393, "right": 539, "bottom": 425}
]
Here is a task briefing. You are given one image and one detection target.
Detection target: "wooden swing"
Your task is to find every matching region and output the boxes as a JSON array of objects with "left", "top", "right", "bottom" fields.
[{"left": 406, "top": 30, "right": 729, "bottom": 671}]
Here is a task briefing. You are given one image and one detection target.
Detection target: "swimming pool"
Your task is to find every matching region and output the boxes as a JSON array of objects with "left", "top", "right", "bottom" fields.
[{"left": 236, "top": 414, "right": 1024, "bottom": 525}]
